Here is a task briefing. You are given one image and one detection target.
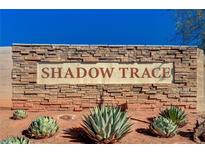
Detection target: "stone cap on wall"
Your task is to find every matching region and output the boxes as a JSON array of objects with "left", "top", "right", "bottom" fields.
[
  {"left": 11, "top": 44, "right": 203, "bottom": 52},
  {"left": 12, "top": 43, "right": 198, "bottom": 48}
]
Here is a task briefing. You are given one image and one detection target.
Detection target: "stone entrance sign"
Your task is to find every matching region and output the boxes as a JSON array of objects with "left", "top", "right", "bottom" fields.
[
  {"left": 11, "top": 44, "right": 204, "bottom": 112},
  {"left": 37, "top": 63, "right": 173, "bottom": 84}
]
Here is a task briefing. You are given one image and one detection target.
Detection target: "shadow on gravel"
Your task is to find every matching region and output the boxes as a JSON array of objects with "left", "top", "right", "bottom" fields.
[
  {"left": 62, "top": 127, "right": 94, "bottom": 144},
  {"left": 147, "top": 117, "right": 154, "bottom": 123},
  {"left": 136, "top": 128, "right": 156, "bottom": 137},
  {"left": 22, "top": 129, "right": 29, "bottom": 137},
  {"left": 178, "top": 131, "right": 193, "bottom": 140}
]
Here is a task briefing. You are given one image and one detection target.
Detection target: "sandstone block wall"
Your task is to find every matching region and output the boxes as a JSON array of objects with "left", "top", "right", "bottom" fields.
[{"left": 12, "top": 44, "right": 202, "bottom": 112}]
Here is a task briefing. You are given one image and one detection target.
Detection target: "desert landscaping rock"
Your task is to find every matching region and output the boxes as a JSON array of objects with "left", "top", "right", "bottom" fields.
[{"left": 57, "top": 114, "right": 76, "bottom": 121}]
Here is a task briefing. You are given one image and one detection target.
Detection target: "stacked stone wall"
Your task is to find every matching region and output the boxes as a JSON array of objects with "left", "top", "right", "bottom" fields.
[{"left": 12, "top": 45, "right": 199, "bottom": 112}]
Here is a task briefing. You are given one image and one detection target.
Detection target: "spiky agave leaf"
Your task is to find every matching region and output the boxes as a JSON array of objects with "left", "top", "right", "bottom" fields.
[
  {"left": 0, "top": 136, "right": 29, "bottom": 144},
  {"left": 27, "top": 116, "right": 59, "bottom": 139},
  {"left": 12, "top": 109, "right": 28, "bottom": 120},
  {"left": 160, "top": 106, "right": 187, "bottom": 127},
  {"left": 150, "top": 116, "right": 178, "bottom": 138},
  {"left": 82, "top": 106, "right": 132, "bottom": 143}
]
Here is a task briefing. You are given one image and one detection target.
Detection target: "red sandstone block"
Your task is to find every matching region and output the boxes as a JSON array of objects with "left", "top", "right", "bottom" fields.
[
  {"left": 189, "top": 104, "right": 196, "bottom": 109},
  {"left": 60, "top": 104, "right": 72, "bottom": 108},
  {"left": 27, "top": 109, "right": 42, "bottom": 112},
  {"left": 124, "top": 99, "right": 135, "bottom": 104},
  {"left": 116, "top": 99, "right": 127, "bottom": 104},
  {"left": 24, "top": 103, "right": 33, "bottom": 107},
  {"left": 110, "top": 93, "right": 122, "bottom": 97},
  {"left": 167, "top": 94, "right": 180, "bottom": 98},
  {"left": 145, "top": 90, "right": 157, "bottom": 94},
  {"left": 40, "top": 101, "right": 52, "bottom": 105},
  {"left": 141, "top": 89, "right": 150, "bottom": 92},
  {"left": 81, "top": 103, "right": 96, "bottom": 108},
  {"left": 13, "top": 104, "right": 24, "bottom": 107},
  {"left": 74, "top": 106, "right": 83, "bottom": 112},
  {"left": 65, "top": 93, "right": 82, "bottom": 97},
  {"left": 114, "top": 96, "right": 125, "bottom": 99},
  {"left": 45, "top": 108, "right": 61, "bottom": 111},
  {"left": 145, "top": 100, "right": 157, "bottom": 104},
  {"left": 57, "top": 94, "right": 66, "bottom": 98},
  {"left": 83, "top": 95, "right": 97, "bottom": 99},
  {"left": 175, "top": 68, "right": 190, "bottom": 73},
  {"left": 103, "top": 97, "right": 114, "bottom": 101},
  {"left": 164, "top": 59, "right": 180, "bottom": 63},
  {"left": 170, "top": 102, "right": 186, "bottom": 106},
  {"left": 73, "top": 101, "right": 82, "bottom": 105},
  {"left": 180, "top": 97, "right": 197, "bottom": 102},
  {"left": 165, "top": 98, "right": 179, "bottom": 102},
  {"left": 123, "top": 94, "right": 134, "bottom": 98},
  {"left": 24, "top": 56, "right": 41, "bottom": 61},
  {"left": 12, "top": 106, "right": 29, "bottom": 110},
  {"left": 90, "top": 100, "right": 99, "bottom": 104},
  {"left": 164, "top": 55, "right": 176, "bottom": 58},
  {"left": 13, "top": 101, "right": 24, "bottom": 104},
  {"left": 45, "top": 85, "right": 58, "bottom": 89},
  {"left": 12, "top": 97, "right": 27, "bottom": 101},
  {"left": 107, "top": 89, "right": 122, "bottom": 92},
  {"left": 81, "top": 53, "right": 91, "bottom": 57},
  {"left": 27, "top": 98, "right": 44, "bottom": 102},
  {"left": 159, "top": 99, "right": 169, "bottom": 102},
  {"left": 127, "top": 104, "right": 140, "bottom": 110},
  {"left": 83, "top": 57, "right": 98, "bottom": 62},
  {"left": 37, "top": 94, "right": 46, "bottom": 98},
  {"left": 139, "top": 104, "right": 153, "bottom": 109},
  {"left": 150, "top": 94, "right": 167, "bottom": 100},
  {"left": 120, "top": 57, "right": 129, "bottom": 62},
  {"left": 162, "top": 102, "right": 172, "bottom": 106},
  {"left": 48, "top": 101, "right": 63, "bottom": 105},
  {"left": 180, "top": 93, "right": 197, "bottom": 97},
  {"left": 93, "top": 53, "right": 102, "bottom": 57},
  {"left": 190, "top": 55, "right": 197, "bottom": 59},
  {"left": 44, "top": 104, "right": 61, "bottom": 108}
]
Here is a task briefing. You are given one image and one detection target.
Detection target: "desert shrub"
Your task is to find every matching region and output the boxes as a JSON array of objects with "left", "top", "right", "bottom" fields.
[
  {"left": 160, "top": 106, "right": 187, "bottom": 127},
  {"left": 149, "top": 116, "right": 178, "bottom": 138},
  {"left": 82, "top": 105, "right": 132, "bottom": 143},
  {"left": 27, "top": 116, "right": 59, "bottom": 139},
  {"left": 0, "top": 136, "right": 29, "bottom": 144},
  {"left": 12, "top": 109, "right": 28, "bottom": 120}
]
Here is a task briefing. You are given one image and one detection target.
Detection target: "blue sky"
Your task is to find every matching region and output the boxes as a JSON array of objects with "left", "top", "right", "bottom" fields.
[{"left": 0, "top": 10, "right": 177, "bottom": 46}]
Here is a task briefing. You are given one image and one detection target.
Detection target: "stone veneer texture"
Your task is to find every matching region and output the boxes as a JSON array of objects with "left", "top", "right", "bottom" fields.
[{"left": 12, "top": 45, "right": 200, "bottom": 112}]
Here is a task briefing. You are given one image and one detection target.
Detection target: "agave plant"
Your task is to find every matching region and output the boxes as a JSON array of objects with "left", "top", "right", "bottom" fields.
[
  {"left": 160, "top": 106, "right": 187, "bottom": 127},
  {"left": 149, "top": 116, "right": 178, "bottom": 138},
  {"left": 82, "top": 105, "right": 132, "bottom": 143},
  {"left": 27, "top": 116, "right": 59, "bottom": 139},
  {"left": 0, "top": 136, "right": 29, "bottom": 144},
  {"left": 12, "top": 109, "right": 28, "bottom": 120}
]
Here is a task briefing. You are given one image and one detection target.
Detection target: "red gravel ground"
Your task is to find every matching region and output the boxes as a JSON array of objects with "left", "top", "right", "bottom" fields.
[{"left": 0, "top": 109, "right": 199, "bottom": 144}]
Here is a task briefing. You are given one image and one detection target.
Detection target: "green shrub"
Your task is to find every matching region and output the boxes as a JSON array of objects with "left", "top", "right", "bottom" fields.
[
  {"left": 0, "top": 136, "right": 29, "bottom": 144},
  {"left": 160, "top": 106, "right": 187, "bottom": 127},
  {"left": 27, "top": 116, "right": 59, "bottom": 139},
  {"left": 12, "top": 109, "right": 28, "bottom": 120},
  {"left": 82, "top": 106, "right": 132, "bottom": 143},
  {"left": 149, "top": 116, "right": 178, "bottom": 138}
]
